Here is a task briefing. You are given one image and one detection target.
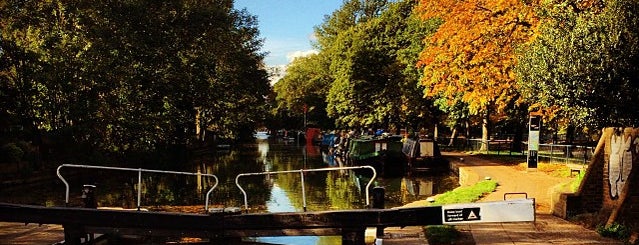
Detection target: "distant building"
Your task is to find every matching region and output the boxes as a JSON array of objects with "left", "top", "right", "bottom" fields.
[{"left": 266, "top": 65, "right": 287, "bottom": 85}]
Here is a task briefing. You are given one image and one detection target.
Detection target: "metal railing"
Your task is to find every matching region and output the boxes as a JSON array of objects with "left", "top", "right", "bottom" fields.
[
  {"left": 437, "top": 138, "right": 525, "bottom": 155},
  {"left": 235, "top": 165, "right": 377, "bottom": 212},
  {"left": 437, "top": 138, "right": 594, "bottom": 164},
  {"left": 56, "top": 164, "right": 219, "bottom": 212},
  {"left": 536, "top": 144, "right": 594, "bottom": 165}
]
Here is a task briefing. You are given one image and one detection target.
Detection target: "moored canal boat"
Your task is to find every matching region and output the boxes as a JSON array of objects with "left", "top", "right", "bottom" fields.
[
  {"left": 401, "top": 138, "right": 446, "bottom": 171},
  {"left": 347, "top": 135, "right": 406, "bottom": 175}
]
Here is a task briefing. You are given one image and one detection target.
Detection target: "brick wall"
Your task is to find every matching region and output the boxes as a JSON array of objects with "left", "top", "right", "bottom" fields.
[{"left": 554, "top": 128, "right": 639, "bottom": 230}]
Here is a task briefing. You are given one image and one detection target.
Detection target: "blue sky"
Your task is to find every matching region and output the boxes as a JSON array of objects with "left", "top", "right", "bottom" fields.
[{"left": 234, "top": 0, "right": 344, "bottom": 66}]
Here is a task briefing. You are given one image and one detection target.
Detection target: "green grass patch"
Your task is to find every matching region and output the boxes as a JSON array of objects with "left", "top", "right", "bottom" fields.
[
  {"left": 429, "top": 180, "right": 498, "bottom": 206},
  {"left": 422, "top": 180, "right": 498, "bottom": 244},
  {"left": 424, "top": 225, "right": 460, "bottom": 244},
  {"left": 567, "top": 170, "right": 585, "bottom": 192}
]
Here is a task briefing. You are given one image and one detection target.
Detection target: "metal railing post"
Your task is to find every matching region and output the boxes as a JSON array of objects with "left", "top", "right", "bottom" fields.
[
  {"left": 300, "top": 169, "right": 307, "bottom": 212},
  {"left": 233, "top": 174, "right": 250, "bottom": 211},
  {"left": 583, "top": 146, "right": 588, "bottom": 165},
  {"left": 56, "top": 164, "right": 218, "bottom": 212},
  {"left": 137, "top": 168, "right": 142, "bottom": 211},
  {"left": 550, "top": 144, "right": 554, "bottom": 164},
  {"left": 56, "top": 165, "right": 70, "bottom": 206},
  {"left": 564, "top": 145, "right": 572, "bottom": 164},
  {"left": 235, "top": 166, "right": 376, "bottom": 213},
  {"left": 204, "top": 175, "right": 219, "bottom": 212}
]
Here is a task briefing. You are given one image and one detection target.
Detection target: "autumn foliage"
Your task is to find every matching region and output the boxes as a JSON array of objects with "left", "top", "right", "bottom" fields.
[{"left": 416, "top": 0, "right": 539, "bottom": 115}]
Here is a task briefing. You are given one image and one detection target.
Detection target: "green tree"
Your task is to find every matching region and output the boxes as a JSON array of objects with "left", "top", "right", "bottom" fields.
[
  {"left": 273, "top": 53, "right": 333, "bottom": 129},
  {"left": 516, "top": 0, "right": 639, "bottom": 131},
  {"left": 0, "top": 0, "right": 270, "bottom": 161},
  {"left": 317, "top": 0, "right": 441, "bottom": 131}
]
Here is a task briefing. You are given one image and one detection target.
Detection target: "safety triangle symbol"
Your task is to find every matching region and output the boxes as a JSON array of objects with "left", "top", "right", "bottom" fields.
[{"left": 467, "top": 210, "right": 478, "bottom": 220}]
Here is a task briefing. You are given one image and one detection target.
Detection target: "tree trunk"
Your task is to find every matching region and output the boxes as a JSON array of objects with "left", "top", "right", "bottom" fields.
[
  {"left": 449, "top": 126, "right": 458, "bottom": 147},
  {"left": 195, "top": 107, "right": 202, "bottom": 141},
  {"left": 464, "top": 119, "right": 471, "bottom": 149},
  {"left": 480, "top": 110, "right": 490, "bottom": 152}
]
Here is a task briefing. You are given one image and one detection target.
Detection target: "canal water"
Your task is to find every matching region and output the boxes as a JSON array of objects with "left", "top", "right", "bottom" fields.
[{"left": 0, "top": 138, "right": 458, "bottom": 244}]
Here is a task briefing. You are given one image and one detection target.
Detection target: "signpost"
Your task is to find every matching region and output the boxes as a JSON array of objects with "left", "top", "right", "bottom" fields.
[{"left": 527, "top": 112, "right": 542, "bottom": 170}]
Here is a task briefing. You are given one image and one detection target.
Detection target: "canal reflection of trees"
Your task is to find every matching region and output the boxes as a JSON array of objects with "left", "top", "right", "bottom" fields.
[{"left": 0, "top": 141, "right": 457, "bottom": 214}]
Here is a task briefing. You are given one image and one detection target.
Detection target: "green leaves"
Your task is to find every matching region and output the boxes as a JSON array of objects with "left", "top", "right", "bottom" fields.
[
  {"left": 516, "top": 0, "right": 639, "bottom": 130},
  {"left": 1, "top": 0, "right": 270, "bottom": 152}
]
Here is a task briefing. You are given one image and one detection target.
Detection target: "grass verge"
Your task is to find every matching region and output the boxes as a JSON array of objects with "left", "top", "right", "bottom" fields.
[
  {"left": 429, "top": 180, "right": 498, "bottom": 206},
  {"left": 424, "top": 180, "right": 498, "bottom": 244}
]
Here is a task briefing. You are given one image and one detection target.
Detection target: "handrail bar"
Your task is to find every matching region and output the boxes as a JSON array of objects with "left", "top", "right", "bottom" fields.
[
  {"left": 235, "top": 165, "right": 376, "bottom": 212},
  {"left": 56, "top": 164, "right": 218, "bottom": 212}
]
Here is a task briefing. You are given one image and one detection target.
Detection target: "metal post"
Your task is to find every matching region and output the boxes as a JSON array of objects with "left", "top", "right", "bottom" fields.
[
  {"left": 565, "top": 145, "right": 569, "bottom": 165},
  {"left": 300, "top": 169, "right": 307, "bottom": 212},
  {"left": 550, "top": 144, "right": 553, "bottom": 164},
  {"left": 56, "top": 165, "right": 69, "bottom": 206},
  {"left": 236, "top": 166, "right": 376, "bottom": 213},
  {"left": 372, "top": 186, "right": 385, "bottom": 239},
  {"left": 56, "top": 164, "right": 218, "bottom": 211},
  {"left": 137, "top": 168, "right": 142, "bottom": 211},
  {"left": 204, "top": 175, "right": 219, "bottom": 213},
  {"left": 584, "top": 146, "right": 588, "bottom": 165}
]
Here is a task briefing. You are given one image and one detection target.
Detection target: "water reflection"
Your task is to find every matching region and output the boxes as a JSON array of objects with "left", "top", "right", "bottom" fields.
[{"left": 0, "top": 138, "right": 457, "bottom": 245}]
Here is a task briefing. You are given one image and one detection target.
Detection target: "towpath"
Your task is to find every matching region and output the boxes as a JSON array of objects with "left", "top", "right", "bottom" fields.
[{"left": 384, "top": 152, "right": 622, "bottom": 244}]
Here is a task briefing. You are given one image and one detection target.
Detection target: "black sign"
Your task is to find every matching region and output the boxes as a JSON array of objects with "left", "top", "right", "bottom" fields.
[
  {"left": 444, "top": 208, "right": 481, "bottom": 222},
  {"left": 528, "top": 150, "right": 538, "bottom": 168},
  {"left": 529, "top": 116, "right": 541, "bottom": 131}
]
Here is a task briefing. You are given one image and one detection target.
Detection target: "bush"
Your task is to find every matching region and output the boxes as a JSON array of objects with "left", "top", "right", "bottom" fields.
[
  {"left": 1, "top": 143, "right": 24, "bottom": 162},
  {"left": 596, "top": 222, "right": 630, "bottom": 241}
]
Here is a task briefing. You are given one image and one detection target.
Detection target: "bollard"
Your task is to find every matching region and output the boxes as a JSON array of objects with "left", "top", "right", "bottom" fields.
[
  {"left": 80, "top": 184, "right": 97, "bottom": 243},
  {"left": 372, "top": 186, "right": 385, "bottom": 239},
  {"left": 81, "top": 184, "right": 97, "bottom": 208},
  {"left": 372, "top": 186, "right": 385, "bottom": 209}
]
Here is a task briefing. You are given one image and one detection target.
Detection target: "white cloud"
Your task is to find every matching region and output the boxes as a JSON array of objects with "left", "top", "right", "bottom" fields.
[
  {"left": 286, "top": 50, "right": 319, "bottom": 62},
  {"left": 308, "top": 32, "right": 318, "bottom": 42}
]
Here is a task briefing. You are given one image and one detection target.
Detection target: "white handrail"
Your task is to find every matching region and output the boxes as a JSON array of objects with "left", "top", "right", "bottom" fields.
[
  {"left": 56, "top": 164, "right": 218, "bottom": 212},
  {"left": 235, "top": 165, "right": 377, "bottom": 212}
]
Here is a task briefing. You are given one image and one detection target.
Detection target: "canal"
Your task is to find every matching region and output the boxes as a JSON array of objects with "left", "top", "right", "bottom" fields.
[{"left": 0, "top": 138, "right": 458, "bottom": 244}]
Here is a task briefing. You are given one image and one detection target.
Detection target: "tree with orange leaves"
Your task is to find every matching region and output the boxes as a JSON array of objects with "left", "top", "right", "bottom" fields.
[{"left": 416, "top": 0, "right": 538, "bottom": 148}]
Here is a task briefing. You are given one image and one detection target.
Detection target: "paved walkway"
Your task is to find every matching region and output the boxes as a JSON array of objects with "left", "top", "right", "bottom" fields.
[
  {"left": 447, "top": 152, "right": 622, "bottom": 245},
  {"left": 0, "top": 222, "right": 63, "bottom": 245},
  {"left": 379, "top": 152, "right": 621, "bottom": 245}
]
